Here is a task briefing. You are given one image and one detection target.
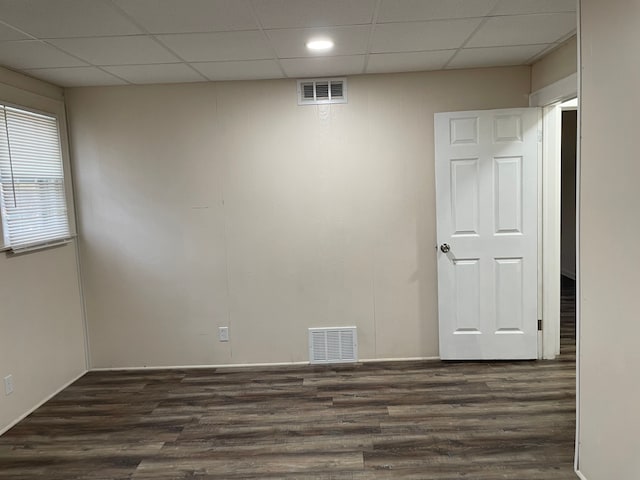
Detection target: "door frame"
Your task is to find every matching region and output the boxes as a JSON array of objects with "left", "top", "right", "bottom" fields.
[{"left": 529, "top": 73, "right": 578, "bottom": 359}]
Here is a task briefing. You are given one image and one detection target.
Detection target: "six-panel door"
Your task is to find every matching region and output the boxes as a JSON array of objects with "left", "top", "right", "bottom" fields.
[{"left": 435, "top": 108, "right": 539, "bottom": 360}]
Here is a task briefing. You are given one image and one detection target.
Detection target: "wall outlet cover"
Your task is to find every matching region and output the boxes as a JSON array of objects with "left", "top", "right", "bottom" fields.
[
  {"left": 4, "top": 375, "right": 13, "bottom": 395},
  {"left": 218, "top": 327, "right": 229, "bottom": 342}
]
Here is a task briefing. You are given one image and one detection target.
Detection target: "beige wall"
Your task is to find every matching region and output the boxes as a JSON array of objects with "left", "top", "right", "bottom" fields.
[
  {"left": 0, "top": 68, "right": 86, "bottom": 434},
  {"left": 66, "top": 67, "right": 530, "bottom": 368},
  {"left": 531, "top": 36, "right": 577, "bottom": 92},
  {"left": 579, "top": 0, "right": 640, "bottom": 477}
]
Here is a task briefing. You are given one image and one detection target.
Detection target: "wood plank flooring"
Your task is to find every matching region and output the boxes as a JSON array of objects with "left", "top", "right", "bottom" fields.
[{"left": 0, "top": 280, "right": 577, "bottom": 479}]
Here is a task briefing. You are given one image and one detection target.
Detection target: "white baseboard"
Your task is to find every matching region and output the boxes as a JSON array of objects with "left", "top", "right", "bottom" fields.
[
  {"left": 360, "top": 356, "right": 440, "bottom": 363},
  {"left": 0, "top": 370, "right": 87, "bottom": 437},
  {"left": 575, "top": 469, "right": 588, "bottom": 480},
  {"left": 90, "top": 361, "right": 310, "bottom": 371},
  {"left": 562, "top": 268, "right": 577, "bottom": 280},
  {"left": 91, "top": 357, "right": 441, "bottom": 372}
]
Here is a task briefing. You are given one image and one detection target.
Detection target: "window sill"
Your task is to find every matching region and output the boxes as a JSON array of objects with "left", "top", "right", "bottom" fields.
[{"left": 1, "top": 235, "right": 77, "bottom": 255}]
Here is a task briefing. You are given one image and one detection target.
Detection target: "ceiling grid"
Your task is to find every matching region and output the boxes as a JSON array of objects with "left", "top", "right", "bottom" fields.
[{"left": 0, "top": 0, "right": 577, "bottom": 87}]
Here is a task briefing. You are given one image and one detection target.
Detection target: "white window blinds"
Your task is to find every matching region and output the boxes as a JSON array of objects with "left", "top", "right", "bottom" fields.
[{"left": 0, "top": 105, "right": 70, "bottom": 250}]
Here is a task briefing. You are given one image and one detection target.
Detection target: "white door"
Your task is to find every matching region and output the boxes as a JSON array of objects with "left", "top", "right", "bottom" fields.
[{"left": 435, "top": 108, "right": 539, "bottom": 360}]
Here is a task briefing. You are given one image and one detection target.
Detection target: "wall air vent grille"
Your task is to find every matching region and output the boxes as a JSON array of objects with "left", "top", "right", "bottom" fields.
[
  {"left": 308, "top": 327, "right": 357, "bottom": 364},
  {"left": 297, "top": 78, "right": 347, "bottom": 105}
]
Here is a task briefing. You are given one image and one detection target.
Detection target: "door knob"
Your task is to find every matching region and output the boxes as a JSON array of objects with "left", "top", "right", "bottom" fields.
[{"left": 440, "top": 243, "right": 450, "bottom": 253}]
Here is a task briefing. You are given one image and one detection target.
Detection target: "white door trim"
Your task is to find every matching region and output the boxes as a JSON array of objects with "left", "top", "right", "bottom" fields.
[
  {"left": 529, "top": 73, "right": 578, "bottom": 108},
  {"left": 541, "top": 104, "right": 562, "bottom": 359},
  {"left": 529, "top": 74, "right": 577, "bottom": 360}
]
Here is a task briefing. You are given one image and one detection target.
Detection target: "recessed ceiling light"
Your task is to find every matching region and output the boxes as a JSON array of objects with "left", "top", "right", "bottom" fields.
[{"left": 306, "top": 39, "right": 334, "bottom": 51}]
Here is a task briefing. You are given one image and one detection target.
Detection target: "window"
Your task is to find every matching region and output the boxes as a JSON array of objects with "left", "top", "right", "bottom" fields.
[{"left": 0, "top": 104, "right": 70, "bottom": 251}]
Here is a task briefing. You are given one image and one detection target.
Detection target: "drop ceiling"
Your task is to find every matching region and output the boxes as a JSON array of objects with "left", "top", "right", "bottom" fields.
[{"left": 0, "top": 0, "right": 577, "bottom": 88}]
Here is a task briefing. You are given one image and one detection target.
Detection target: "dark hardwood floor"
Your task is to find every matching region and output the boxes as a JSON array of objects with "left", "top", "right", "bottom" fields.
[{"left": 0, "top": 280, "right": 577, "bottom": 479}]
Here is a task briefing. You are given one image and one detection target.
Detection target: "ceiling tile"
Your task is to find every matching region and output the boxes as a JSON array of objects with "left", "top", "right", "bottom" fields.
[
  {"left": 377, "top": 0, "right": 497, "bottom": 23},
  {"left": 0, "top": 40, "right": 87, "bottom": 69},
  {"left": 23, "top": 66, "right": 128, "bottom": 86},
  {"left": 467, "top": 13, "right": 576, "bottom": 47},
  {"left": 493, "top": 0, "right": 576, "bottom": 15},
  {"left": 366, "top": 50, "right": 455, "bottom": 74},
  {"left": 280, "top": 55, "right": 365, "bottom": 77},
  {"left": 192, "top": 60, "right": 283, "bottom": 81},
  {"left": 49, "top": 36, "right": 179, "bottom": 65},
  {"left": 370, "top": 19, "right": 482, "bottom": 53},
  {"left": 447, "top": 44, "right": 550, "bottom": 69},
  {"left": 0, "top": 22, "right": 30, "bottom": 41},
  {"left": 252, "top": 0, "right": 376, "bottom": 28},
  {"left": 0, "top": 0, "right": 142, "bottom": 38},
  {"left": 266, "top": 25, "right": 370, "bottom": 58},
  {"left": 157, "top": 31, "right": 272, "bottom": 62},
  {"left": 113, "top": 0, "right": 258, "bottom": 34},
  {"left": 0, "top": 0, "right": 582, "bottom": 85},
  {"left": 103, "top": 63, "right": 205, "bottom": 84}
]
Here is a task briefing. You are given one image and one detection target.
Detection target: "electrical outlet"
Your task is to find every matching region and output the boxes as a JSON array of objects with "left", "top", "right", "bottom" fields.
[
  {"left": 4, "top": 375, "right": 13, "bottom": 395},
  {"left": 218, "top": 327, "right": 229, "bottom": 342}
]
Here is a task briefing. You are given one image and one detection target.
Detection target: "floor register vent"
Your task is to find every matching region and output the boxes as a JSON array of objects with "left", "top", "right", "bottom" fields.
[{"left": 308, "top": 327, "right": 358, "bottom": 364}]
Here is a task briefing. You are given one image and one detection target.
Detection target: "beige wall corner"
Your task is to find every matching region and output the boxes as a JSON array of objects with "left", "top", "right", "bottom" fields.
[
  {"left": 0, "top": 245, "right": 87, "bottom": 434},
  {"left": 578, "top": 0, "right": 640, "bottom": 477},
  {"left": 0, "top": 65, "right": 63, "bottom": 102},
  {"left": 65, "top": 66, "right": 531, "bottom": 368},
  {"left": 0, "top": 69, "right": 86, "bottom": 434},
  {"left": 531, "top": 36, "right": 577, "bottom": 92}
]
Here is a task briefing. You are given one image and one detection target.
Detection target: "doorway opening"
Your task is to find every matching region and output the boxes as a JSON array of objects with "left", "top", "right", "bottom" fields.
[
  {"left": 560, "top": 102, "right": 577, "bottom": 356},
  {"left": 532, "top": 76, "right": 578, "bottom": 360}
]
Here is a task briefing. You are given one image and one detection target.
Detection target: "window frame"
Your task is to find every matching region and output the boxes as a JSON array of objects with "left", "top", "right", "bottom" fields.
[{"left": 0, "top": 98, "right": 76, "bottom": 253}]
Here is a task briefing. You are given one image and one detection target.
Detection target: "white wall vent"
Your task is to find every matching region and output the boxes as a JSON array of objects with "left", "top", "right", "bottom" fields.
[
  {"left": 297, "top": 78, "right": 347, "bottom": 105},
  {"left": 308, "top": 327, "right": 357, "bottom": 364}
]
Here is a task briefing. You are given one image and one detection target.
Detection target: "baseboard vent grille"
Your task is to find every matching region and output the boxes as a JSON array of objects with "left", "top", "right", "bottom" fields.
[{"left": 309, "top": 327, "right": 357, "bottom": 364}]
